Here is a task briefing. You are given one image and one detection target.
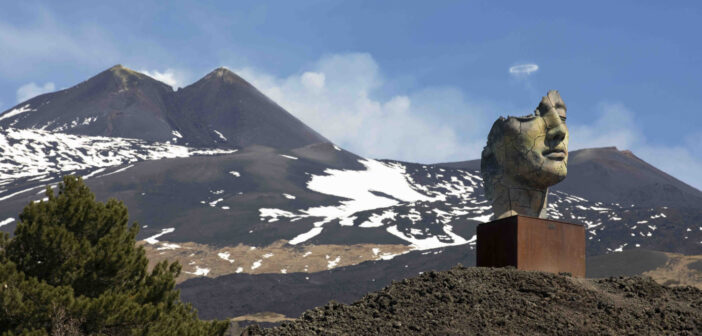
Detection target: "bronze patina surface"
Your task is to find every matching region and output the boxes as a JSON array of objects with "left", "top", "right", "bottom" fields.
[{"left": 481, "top": 90, "right": 568, "bottom": 220}]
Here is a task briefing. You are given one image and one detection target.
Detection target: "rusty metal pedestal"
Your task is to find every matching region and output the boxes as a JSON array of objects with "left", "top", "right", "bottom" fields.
[{"left": 476, "top": 215, "right": 586, "bottom": 277}]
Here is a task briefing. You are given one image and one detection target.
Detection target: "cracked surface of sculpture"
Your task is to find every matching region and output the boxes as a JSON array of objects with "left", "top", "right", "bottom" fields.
[{"left": 481, "top": 90, "right": 569, "bottom": 220}]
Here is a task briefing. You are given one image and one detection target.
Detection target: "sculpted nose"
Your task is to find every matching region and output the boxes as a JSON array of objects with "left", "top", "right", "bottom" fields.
[
  {"left": 548, "top": 125, "right": 566, "bottom": 143},
  {"left": 546, "top": 118, "right": 566, "bottom": 145}
]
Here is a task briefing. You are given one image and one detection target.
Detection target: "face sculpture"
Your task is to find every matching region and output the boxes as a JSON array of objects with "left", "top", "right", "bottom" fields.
[{"left": 481, "top": 90, "right": 569, "bottom": 219}]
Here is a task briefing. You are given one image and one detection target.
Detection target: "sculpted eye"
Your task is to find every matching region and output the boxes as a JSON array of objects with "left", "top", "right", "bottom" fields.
[{"left": 560, "top": 116, "right": 567, "bottom": 122}]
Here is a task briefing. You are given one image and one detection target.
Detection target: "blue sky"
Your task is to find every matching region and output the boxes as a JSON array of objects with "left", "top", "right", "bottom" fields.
[{"left": 1, "top": 1, "right": 701, "bottom": 189}]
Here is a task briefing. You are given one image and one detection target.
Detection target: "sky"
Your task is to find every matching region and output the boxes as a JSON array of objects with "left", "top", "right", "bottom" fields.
[{"left": 1, "top": 1, "right": 701, "bottom": 189}]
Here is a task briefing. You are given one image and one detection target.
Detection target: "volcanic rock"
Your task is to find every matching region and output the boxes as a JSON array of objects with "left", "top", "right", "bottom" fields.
[{"left": 244, "top": 266, "right": 702, "bottom": 335}]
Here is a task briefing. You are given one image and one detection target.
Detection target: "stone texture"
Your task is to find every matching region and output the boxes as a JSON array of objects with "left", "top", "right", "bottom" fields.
[
  {"left": 244, "top": 266, "right": 702, "bottom": 336},
  {"left": 481, "top": 90, "right": 569, "bottom": 220}
]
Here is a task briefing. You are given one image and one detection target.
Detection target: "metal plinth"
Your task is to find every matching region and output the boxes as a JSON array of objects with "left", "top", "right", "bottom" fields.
[{"left": 476, "top": 215, "right": 586, "bottom": 277}]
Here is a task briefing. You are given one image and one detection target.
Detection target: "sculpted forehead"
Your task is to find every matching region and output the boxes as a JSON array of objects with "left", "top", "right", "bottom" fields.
[
  {"left": 544, "top": 90, "right": 567, "bottom": 119},
  {"left": 483, "top": 89, "right": 568, "bottom": 184}
]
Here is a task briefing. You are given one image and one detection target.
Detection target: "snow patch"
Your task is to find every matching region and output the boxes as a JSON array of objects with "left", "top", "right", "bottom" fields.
[
  {"left": 156, "top": 243, "right": 181, "bottom": 250},
  {"left": 289, "top": 227, "right": 323, "bottom": 245},
  {"left": 386, "top": 224, "right": 468, "bottom": 250},
  {"left": 284, "top": 159, "right": 436, "bottom": 244},
  {"left": 218, "top": 252, "right": 235, "bottom": 263},
  {"left": 213, "top": 130, "right": 227, "bottom": 141},
  {"left": 327, "top": 256, "right": 341, "bottom": 269},
  {"left": 144, "top": 228, "right": 175, "bottom": 244},
  {"left": 208, "top": 198, "right": 223, "bottom": 207},
  {"left": 0, "top": 127, "right": 237, "bottom": 185},
  {"left": 0, "top": 104, "right": 34, "bottom": 121},
  {"left": 0, "top": 217, "right": 15, "bottom": 227},
  {"left": 186, "top": 266, "right": 210, "bottom": 276},
  {"left": 359, "top": 210, "right": 397, "bottom": 228}
]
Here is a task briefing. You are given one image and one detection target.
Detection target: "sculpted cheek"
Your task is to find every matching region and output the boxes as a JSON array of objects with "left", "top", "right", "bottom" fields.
[{"left": 480, "top": 90, "right": 570, "bottom": 220}]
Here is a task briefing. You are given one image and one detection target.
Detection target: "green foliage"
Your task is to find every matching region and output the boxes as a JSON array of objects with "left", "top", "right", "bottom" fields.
[{"left": 0, "top": 176, "right": 229, "bottom": 335}]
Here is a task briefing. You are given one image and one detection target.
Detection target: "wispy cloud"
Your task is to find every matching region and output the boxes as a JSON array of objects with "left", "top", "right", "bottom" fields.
[
  {"left": 16, "top": 82, "right": 55, "bottom": 103},
  {"left": 139, "top": 69, "right": 190, "bottom": 90},
  {"left": 233, "top": 53, "right": 492, "bottom": 163},
  {"left": 569, "top": 103, "right": 641, "bottom": 151},
  {"left": 509, "top": 63, "right": 539, "bottom": 77}
]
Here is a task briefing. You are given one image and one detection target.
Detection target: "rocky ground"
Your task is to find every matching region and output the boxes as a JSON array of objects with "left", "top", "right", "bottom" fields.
[{"left": 242, "top": 266, "right": 702, "bottom": 336}]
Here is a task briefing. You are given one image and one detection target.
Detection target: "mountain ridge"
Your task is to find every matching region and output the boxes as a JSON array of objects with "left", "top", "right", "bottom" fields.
[
  {"left": 2, "top": 66, "right": 702, "bottom": 322},
  {"left": 0, "top": 65, "right": 329, "bottom": 150},
  {"left": 437, "top": 146, "right": 702, "bottom": 208}
]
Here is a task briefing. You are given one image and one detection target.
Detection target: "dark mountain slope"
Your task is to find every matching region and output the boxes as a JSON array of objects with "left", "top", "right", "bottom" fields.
[
  {"left": 438, "top": 147, "right": 702, "bottom": 208},
  {"left": 558, "top": 147, "right": 702, "bottom": 207},
  {"left": 171, "top": 68, "right": 329, "bottom": 149},
  {"left": 0, "top": 65, "right": 176, "bottom": 142},
  {"left": 179, "top": 244, "right": 475, "bottom": 320},
  {"left": 0, "top": 66, "right": 329, "bottom": 150},
  {"left": 2, "top": 142, "right": 701, "bottom": 255}
]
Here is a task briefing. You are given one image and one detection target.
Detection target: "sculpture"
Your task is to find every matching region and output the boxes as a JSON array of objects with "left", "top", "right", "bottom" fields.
[{"left": 481, "top": 90, "right": 569, "bottom": 220}]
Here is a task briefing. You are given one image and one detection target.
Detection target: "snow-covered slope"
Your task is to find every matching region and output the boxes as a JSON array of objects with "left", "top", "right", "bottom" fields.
[
  {"left": 259, "top": 159, "right": 486, "bottom": 249},
  {"left": 1, "top": 65, "right": 701, "bottom": 273},
  {"left": 0, "top": 127, "right": 236, "bottom": 184},
  {"left": 1, "top": 132, "right": 698, "bottom": 259}
]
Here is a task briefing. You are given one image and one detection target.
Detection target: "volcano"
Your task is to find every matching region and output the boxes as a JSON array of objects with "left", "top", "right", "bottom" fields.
[
  {"left": 0, "top": 65, "right": 328, "bottom": 149},
  {"left": 1, "top": 65, "right": 701, "bottom": 322}
]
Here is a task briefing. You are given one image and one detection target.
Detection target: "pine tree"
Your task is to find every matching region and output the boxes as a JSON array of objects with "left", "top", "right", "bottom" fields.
[{"left": 0, "top": 176, "right": 229, "bottom": 335}]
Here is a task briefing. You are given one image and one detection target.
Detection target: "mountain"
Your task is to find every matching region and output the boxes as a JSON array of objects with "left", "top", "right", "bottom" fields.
[
  {"left": 0, "top": 65, "right": 328, "bottom": 149},
  {"left": 438, "top": 146, "right": 702, "bottom": 208},
  {"left": 169, "top": 68, "right": 328, "bottom": 149},
  {"left": 0, "top": 65, "right": 176, "bottom": 142},
  {"left": 2, "top": 65, "right": 702, "bottom": 321}
]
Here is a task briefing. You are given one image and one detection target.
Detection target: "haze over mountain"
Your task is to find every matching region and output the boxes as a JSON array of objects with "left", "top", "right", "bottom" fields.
[{"left": 1, "top": 65, "right": 701, "bottom": 321}]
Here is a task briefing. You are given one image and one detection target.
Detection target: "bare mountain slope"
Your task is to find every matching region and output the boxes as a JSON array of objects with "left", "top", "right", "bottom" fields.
[
  {"left": 438, "top": 146, "right": 702, "bottom": 208},
  {"left": 0, "top": 65, "right": 176, "bottom": 142},
  {"left": 0, "top": 65, "right": 329, "bottom": 150}
]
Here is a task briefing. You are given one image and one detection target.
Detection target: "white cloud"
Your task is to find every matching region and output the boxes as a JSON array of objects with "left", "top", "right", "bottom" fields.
[
  {"left": 139, "top": 69, "right": 189, "bottom": 90},
  {"left": 300, "top": 72, "right": 325, "bottom": 93},
  {"left": 569, "top": 103, "right": 641, "bottom": 151},
  {"left": 570, "top": 102, "right": 702, "bottom": 191},
  {"left": 509, "top": 64, "right": 539, "bottom": 76},
  {"left": 233, "top": 53, "right": 490, "bottom": 163},
  {"left": 16, "top": 82, "right": 55, "bottom": 103}
]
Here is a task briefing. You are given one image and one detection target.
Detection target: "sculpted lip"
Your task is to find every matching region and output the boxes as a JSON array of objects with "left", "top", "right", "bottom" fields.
[{"left": 543, "top": 149, "right": 566, "bottom": 160}]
